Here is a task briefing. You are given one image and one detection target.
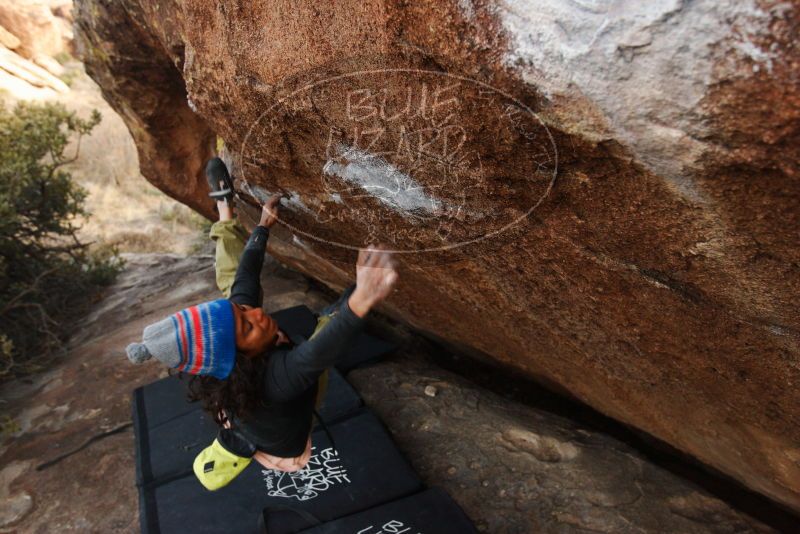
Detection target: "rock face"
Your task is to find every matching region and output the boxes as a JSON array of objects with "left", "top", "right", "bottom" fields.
[
  {"left": 0, "top": 0, "right": 73, "bottom": 59},
  {"left": 0, "top": 0, "right": 73, "bottom": 99},
  {"left": 74, "top": 0, "right": 800, "bottom": 512},
  {"left": 349, "top": 350, "right": 789, "bottom": 533}
]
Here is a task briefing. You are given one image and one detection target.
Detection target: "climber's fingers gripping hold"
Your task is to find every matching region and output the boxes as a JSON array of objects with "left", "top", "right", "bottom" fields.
[
  {"left": 357, "top": 244, "right": 398, "bottom": 300},
  {"left": 259, "top": 194, "right": 282, "bottom": 228}
]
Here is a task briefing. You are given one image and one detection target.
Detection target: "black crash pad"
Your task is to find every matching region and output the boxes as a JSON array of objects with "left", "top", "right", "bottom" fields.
[
  {"left": 272, "top": 305, "right": 318, "bottom": 340},
  {"left": 334, "top": 333, "right": 396, "bottom": 373},
  {"left": 135, "top": 368, "right": 363, "bottom": 486},
  {"left": 133, "top": 373, "right": 196, "bottom": 430},
  {"left": 135, "top": 408, "right": 215, "bottom": 487},
  {"left": 140, "top": 409, "right": 422, "bottom": 534},
  {"left": 264, "top": 488, "right": 477, "bottom": 534}
]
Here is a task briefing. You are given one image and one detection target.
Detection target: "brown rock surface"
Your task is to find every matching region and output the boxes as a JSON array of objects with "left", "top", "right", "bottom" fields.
[
  {"left": 74, "top": 0, "right": 800, "bottom": 512},
  {"left": 348, "top": 347, "right": 792, "bottom": 533}
]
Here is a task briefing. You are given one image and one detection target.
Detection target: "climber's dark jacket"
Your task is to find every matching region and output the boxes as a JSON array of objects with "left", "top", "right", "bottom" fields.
[{"left": 224, "top": 225, "right": 364, "bottom": 457}]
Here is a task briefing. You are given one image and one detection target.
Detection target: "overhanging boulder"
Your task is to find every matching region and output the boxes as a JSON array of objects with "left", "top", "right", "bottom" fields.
[{"left": 74, "top": 0, "right": 800, "bottom": 512}]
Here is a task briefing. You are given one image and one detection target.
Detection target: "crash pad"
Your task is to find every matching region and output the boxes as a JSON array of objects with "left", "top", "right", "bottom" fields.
[
  {"left": 134, "top": 368, "right": 362, "bottom": 486},
  {"left": 334, "top": 332, "right": 396, "bottom": 373},
  {"left": 262, "top": 487, "right": 477, "bottom": 534},
  {"left": 139, "top": 409, "right": 422, "bottom": 534}
]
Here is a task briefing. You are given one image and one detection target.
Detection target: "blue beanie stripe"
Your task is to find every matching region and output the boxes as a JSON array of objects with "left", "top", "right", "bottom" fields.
[
  {"left": 211, "top": 300, "right": 236, "bottom": 379},
  {"left": 200, "top": 303, "right": 213, "bottom": 375},
  {"left": 170, "top": 315, "right": 186, "bottom": 368}
]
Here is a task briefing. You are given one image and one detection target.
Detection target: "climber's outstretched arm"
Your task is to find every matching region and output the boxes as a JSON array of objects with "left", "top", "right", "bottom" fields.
[
  {"left": 263, "top": 246, "right": 398, "bottom": 401},
  {"left": 228, "top": 195, "right": 281, "bottom": 307}
]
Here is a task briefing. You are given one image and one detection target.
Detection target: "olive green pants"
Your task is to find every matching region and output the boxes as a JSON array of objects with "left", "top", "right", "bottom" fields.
[
  {"left": 209, "top": 219, "right": 329, "bottom": 404},
  {"left": 209, "top": 219, "right": 249, "bottom": 300}
]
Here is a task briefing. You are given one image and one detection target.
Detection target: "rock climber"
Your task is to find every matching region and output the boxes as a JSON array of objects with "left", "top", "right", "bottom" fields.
[{"left": 125, "top": 157, "right": 398, "bottom": 483}]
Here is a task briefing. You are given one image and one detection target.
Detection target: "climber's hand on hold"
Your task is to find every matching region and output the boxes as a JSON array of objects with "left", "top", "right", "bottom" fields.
[
  {"left": 259, "top": 194, "right": 282, "bottom": 228},
  {"left": 348, "top": 245, "right": 398, "bottom": 318}
]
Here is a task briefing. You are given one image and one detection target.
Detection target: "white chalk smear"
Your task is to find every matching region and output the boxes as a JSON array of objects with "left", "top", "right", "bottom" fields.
[
  {"left": 282, "top": 191, "right": 313, "bottom": 213},
  {"left": 322, "top": 145, "right": 443, "bottom": 217},
  {"left": 292, "top": 234, "right": 310, "bottom": 249},
  {"left": 240, "top": 180, "right": 315, "bottom": 219},
  {"left": 239, "top": 180, "right": 270, "bottom": 204}
]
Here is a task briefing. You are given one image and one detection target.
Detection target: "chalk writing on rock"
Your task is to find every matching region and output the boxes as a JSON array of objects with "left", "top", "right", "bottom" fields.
[{"left": 241, "top": 68, "right": 558, "bottom": 256}]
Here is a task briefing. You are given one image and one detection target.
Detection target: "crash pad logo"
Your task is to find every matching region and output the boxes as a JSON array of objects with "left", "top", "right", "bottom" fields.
[
  {"left": 261, "top": 446, "right": 350, "bottom": 501},
  {"left": 240, "top": 66, "right": 557, "bottom": 255},
  {"left": 356, "top": 519, "right": 421, "bottom": 534}
]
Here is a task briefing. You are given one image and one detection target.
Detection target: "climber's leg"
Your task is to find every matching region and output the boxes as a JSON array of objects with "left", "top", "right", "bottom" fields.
[
  {"left": 209, "top": 218, "right": 248, "bottom": 298},
  {"left": 205, "top": 156, "right": 249, "bottom": 298}
]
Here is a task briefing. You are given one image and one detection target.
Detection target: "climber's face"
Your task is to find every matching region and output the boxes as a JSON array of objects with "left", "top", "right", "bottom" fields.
[{"left": 231, "top": 303, "right": 285, "bottom": 358}]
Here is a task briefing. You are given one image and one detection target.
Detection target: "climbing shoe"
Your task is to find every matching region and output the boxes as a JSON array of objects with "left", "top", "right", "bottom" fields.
[{"left": 206, "top": 157, "right": 235, "bottom": 204}]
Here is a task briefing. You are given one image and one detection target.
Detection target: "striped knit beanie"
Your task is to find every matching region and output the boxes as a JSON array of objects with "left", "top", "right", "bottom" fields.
[{"left": 125, "top": 299, "right": 236, "bottom": 379}]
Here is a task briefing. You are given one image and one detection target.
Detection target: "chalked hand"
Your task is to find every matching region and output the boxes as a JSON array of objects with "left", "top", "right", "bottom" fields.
[
  {"left": 348, "top": 244, "right": 398, "bottom": 318},
  {"left": 259, "top": 194, "right": 282, "bottom": 228}
]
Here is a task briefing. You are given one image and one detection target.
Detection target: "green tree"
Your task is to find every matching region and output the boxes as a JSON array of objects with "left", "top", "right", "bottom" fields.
[{"left": 0, "top": 101, "right": 121, "bottom": 377}]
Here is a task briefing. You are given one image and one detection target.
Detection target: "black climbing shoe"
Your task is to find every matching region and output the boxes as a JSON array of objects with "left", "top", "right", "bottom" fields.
[{"left": 206, "top": 157, "right": 235, "bottom": 204}]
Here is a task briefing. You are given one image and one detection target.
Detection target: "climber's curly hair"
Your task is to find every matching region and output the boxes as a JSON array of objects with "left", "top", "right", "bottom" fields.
[{"left": 184, "top": 354, "right": 266, "bottom": 426}]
